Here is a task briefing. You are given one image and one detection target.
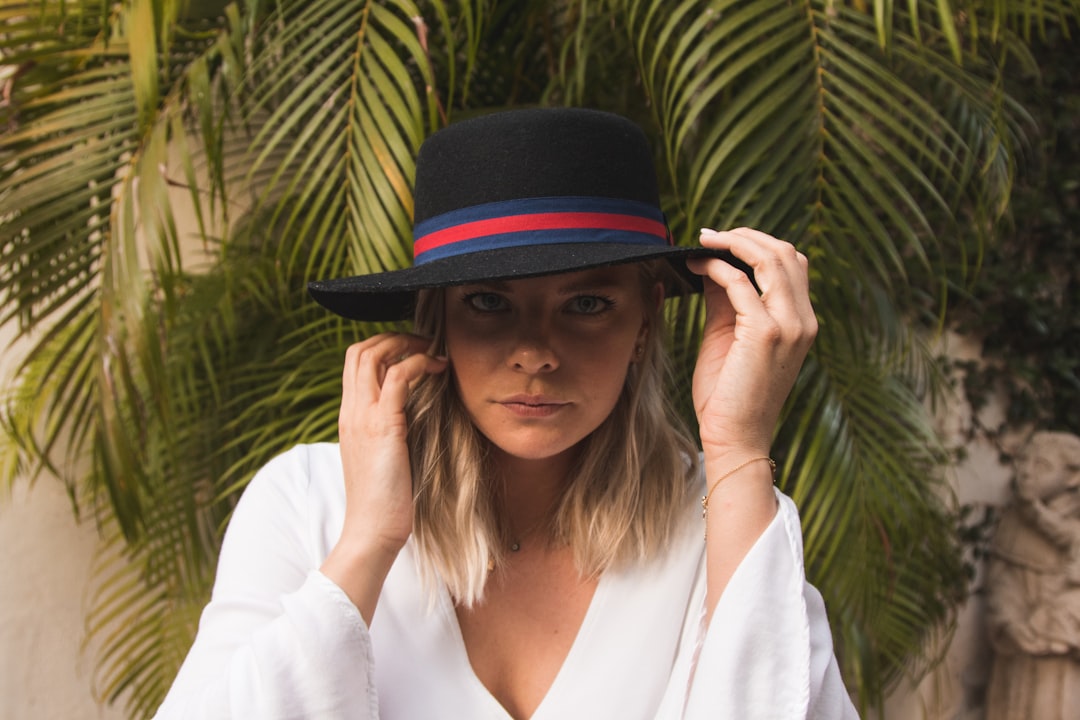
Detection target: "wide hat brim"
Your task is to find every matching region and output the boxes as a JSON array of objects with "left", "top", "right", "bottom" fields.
[{"left": 308, "top": 242, "right": 749, "bottom": 322}]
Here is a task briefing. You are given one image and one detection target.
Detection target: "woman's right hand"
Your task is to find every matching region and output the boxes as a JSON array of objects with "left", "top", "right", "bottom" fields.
[{"left": 321, "top": 332, "right": 448, "bottom": 622}]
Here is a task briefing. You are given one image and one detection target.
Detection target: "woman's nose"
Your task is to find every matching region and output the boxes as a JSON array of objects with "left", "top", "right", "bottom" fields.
[{"left": 508, "top": 323, "right": 558, "bottom": 373}]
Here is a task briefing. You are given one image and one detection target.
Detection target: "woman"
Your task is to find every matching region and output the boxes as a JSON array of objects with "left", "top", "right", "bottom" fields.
[{"left": 153, "top": 108, "right": 858, "bottom": 719}]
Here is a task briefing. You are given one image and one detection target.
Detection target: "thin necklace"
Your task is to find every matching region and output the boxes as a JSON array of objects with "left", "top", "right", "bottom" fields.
[
  {"left": 488, "top": 466, "right": 566, "bottom": 569},
  {"left": 487, "top": 518, "right": 552, "bottom": 573},
  {"left": 509, "top": 513, "right": 551, "bottom": 552}
]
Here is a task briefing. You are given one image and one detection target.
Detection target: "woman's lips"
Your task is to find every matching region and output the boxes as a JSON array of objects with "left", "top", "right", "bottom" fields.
[{"left": 497, "top": 395, "right": 570, "bottom": 418}]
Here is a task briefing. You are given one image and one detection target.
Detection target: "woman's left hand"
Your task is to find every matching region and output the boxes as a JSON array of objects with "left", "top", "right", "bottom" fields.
[{"left": 687, "top": 228, "right": 817, "bottom": 463}]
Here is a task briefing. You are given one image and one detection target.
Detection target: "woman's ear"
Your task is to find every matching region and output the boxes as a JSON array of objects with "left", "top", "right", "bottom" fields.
[
  {"left": 636, "top": 319, "right": 650, "bottom": 348},
  {"left": 632, "top": 282, "right": 664, "bottom": 358},
  {"left": 640, "top": 281, "right": 665, "bottom": 337},
  {"left": 650, "top": 281, "right": 665, "bottom": 311}
]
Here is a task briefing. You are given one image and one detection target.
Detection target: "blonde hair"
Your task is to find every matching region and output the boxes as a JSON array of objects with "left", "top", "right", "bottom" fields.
[{"left": 405, "top": 262, "right": 699, "bottom": 605}]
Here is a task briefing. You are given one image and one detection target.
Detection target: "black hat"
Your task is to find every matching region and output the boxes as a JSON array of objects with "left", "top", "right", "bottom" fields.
[{"left": 308, "top": 107, "right": 747, "bottom": 321}]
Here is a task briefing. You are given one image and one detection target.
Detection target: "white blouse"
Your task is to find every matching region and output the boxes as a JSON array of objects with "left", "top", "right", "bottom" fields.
[{"left": 153, "top": 443, "right": 858, "bottom": 719}]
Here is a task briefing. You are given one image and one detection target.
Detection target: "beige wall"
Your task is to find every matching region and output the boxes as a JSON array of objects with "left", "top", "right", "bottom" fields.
[
  {"left": 879, "top": 331, "right": 1017, "bottom": 720},
  {"left": 0, "top": 145, "right": 225, "bottom": 720},
  {"left": 0, "top": 319, "right": 127, "bottom": 718},
  {"left": 0, "top": 479, "right": 128, "bottom": 720}
]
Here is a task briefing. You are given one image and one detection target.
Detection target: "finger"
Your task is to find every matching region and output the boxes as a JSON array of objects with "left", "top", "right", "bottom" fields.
[
  {"left": 702, "top": 226, "right": 801, "bottom": 259},
  {"left": 343, "top": 333, "right": 436, "bottom": 404},
  {"left": 699, "top": 228, "right": 808, "bottom": 302},
  {"left": 369, "top": 334, "right": 435, "bottom": 385},
  {"left": 698, "top": 228, "right": 815, "bottom": 335},
  {"left": 686, "top": 254, "right": 775, "bottom": 332},
  {"left": 377, "top": 352, "right": 450, "bottom": 419}
]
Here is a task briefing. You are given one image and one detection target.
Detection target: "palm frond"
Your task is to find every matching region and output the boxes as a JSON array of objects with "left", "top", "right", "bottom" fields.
[{"left": 238, "top": 0, "right": 439, "bottom": 279}]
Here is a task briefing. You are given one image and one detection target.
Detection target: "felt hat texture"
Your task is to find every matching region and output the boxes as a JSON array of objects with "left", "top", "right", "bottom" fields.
[{"left": 308, "top": 107, "right": 748, "bottom": 321}]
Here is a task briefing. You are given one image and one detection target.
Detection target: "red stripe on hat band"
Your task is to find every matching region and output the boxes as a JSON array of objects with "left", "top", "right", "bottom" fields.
[{"left": 414, "top": 212, "right": 668, "bottom": 258}]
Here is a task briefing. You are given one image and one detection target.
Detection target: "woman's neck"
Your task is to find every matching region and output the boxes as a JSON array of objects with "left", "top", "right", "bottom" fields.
[{"left": 490, "top": 447, "right": 577, "bottom": 536}]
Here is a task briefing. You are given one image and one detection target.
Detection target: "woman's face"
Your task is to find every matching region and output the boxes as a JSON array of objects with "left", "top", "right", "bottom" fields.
[{"left": 444, "top": 265, "right": 652, "bottom": 465}]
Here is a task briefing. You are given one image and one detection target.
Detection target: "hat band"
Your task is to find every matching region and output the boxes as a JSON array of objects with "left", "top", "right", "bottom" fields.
[{"left": 413, "top": 196, "right": 670, "bottom": 265}]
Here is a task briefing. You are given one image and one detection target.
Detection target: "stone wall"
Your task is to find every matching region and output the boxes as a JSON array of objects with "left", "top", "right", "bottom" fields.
[
  {"left": 880, "top": 332, "right": 1029, "bottom": 720},
  {"left": 0, "top": 481, "right": 128, "bottom": 720},
  {"left": 0, "top": 324, "right": 127, "bottom": 720}
]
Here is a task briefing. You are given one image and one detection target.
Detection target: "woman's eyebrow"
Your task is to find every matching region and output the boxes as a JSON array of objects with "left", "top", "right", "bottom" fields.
[
  {"left": 464, "top": 280, "right": 512, "bottom": 291},
  {"left": 557, "top": 272, "right": 627, "bottom": 294},
  {"left": 557, "top": 281, "right": 621, "bottom": 294}
]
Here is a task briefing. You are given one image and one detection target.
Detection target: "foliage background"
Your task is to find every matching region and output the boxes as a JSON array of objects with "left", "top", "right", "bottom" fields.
[
  {"left": 946, "top": 26, "right": 1080, "bottom": 441},
  {"left": 1, "top": 0, "right": 1077, "bottom": 717}
]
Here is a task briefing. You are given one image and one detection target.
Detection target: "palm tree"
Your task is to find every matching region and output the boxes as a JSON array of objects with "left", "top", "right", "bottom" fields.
[{"left": 1, "top": 0, "right": 1071, "bottom": 716}]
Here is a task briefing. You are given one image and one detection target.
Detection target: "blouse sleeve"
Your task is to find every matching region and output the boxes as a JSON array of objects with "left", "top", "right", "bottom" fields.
[
  {"left": 683, "top": 492, "right": 859, "bottom": 720},
  {"left": 152, "top": 446, "right": 378, "bottom": 720}
]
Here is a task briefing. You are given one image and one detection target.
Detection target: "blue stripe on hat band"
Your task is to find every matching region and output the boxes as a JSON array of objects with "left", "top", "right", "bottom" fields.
[{"left": 412, "top": 196, "right": 670, "bottom": 265}]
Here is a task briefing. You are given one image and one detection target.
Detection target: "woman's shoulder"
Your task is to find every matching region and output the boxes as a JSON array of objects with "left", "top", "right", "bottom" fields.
[
  {"left": 229, "top": 443, "right": 347, "bottom": 558},
  {"left": 260, "top": 441, "right": 341, "bottom": 473},
  {"left": 240, "top": 443, "right": 345, "bottom": 512}
]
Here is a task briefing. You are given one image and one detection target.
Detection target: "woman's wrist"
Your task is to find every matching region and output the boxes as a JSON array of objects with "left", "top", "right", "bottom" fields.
[
  {"left": 320, "top": 533, "right": 404, "bottom": 624},
  {"left": 699, "top": 452, "right": 780, "bottom": 615},
  {"left": 700, "top": 456, "right": 772, "bottom": 539},
  {"left": 701, "top": 442, "right": 773, "bottom": 475},
  {"left": 702, "top": 454, "right": 776, "bottom": 501}
]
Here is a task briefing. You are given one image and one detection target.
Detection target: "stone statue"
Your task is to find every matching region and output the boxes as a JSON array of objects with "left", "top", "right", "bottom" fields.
[{"left": 984, "top": 431, "right": 1080, "bottom": 719}]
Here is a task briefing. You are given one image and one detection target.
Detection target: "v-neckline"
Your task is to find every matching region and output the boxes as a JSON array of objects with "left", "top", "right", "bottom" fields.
[{"left": 437, "top": 570, "right": 609, "bottom": 720}]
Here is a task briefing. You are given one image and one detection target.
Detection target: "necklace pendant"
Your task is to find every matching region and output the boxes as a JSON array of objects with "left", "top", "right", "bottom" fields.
[{"left": 510, "top": 541, "right": 521, "bottom": 552}]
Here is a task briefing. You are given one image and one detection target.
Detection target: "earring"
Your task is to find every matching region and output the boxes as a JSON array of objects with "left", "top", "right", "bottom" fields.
[{"left": 633, "top": 344, "right": 645, "bottom": 359}]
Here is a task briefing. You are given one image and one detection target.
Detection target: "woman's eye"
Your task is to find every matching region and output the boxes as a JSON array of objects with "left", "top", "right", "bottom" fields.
[
  {"left": 568, "top": 295, "right": 613, "bottom": 315},
  {"left": 465, "top": 292, "right": 508, "bottom": 312}
]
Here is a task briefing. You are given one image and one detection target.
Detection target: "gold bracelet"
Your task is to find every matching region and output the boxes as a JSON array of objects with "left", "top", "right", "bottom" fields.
[{"left": 701, "top": 457, "right": 776, "bottom": 538}]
